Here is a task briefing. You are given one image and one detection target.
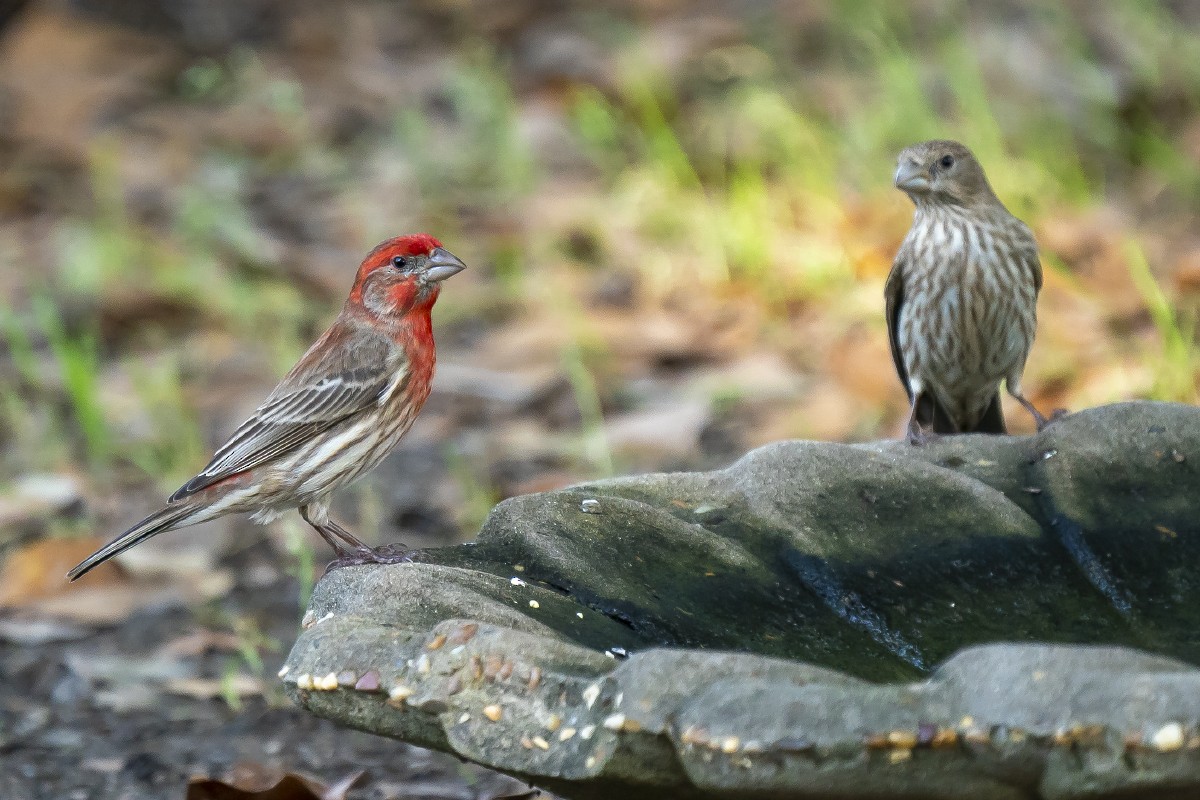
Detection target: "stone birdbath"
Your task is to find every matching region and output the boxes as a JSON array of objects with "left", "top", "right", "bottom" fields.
[{"left": 283, "top": 401, "right": 1200, "bottom": 799}]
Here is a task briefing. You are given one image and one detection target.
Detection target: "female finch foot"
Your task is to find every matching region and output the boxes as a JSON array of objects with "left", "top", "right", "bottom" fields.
[{"left": 1037, "top": 408, "right": 1070, "bottom": 432}]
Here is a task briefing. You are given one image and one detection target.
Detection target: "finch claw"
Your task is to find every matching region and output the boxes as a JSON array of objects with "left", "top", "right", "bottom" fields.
[
  {"left": 906, "top": 424, "right": 936, "bottom": 447},
  {"left": 1035, "top": 408, "right": 1069, "bottom": 432},
  {"left": 324, "top": 543, "right": 418, "bottom": 571}
]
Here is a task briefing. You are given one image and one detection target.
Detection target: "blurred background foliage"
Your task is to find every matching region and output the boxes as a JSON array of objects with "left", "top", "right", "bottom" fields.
[{"left": 0, "top": 0, "right": 1198, "bottom": 575}]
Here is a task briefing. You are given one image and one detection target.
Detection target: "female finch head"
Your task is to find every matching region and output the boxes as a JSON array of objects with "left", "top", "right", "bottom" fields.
[
  {"left": 894, "top": 140, "right": 995, "bottom": 208},
  {"left": 352, "top": 234, "right": 466, "bottom": 317}
]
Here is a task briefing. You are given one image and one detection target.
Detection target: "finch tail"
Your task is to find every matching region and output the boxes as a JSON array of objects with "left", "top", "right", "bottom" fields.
[
  {"left": 67, "top": 504, "right": 199, "bottom": 581},
  {"left": 913, "top": 390, "right": 1007, "bottom": 435},
  {"left": 913, "top": 390, "right": 958, "bottom": 434},
  {"left": 964, "top": 392, "right": 1007, "bottom": 434}
]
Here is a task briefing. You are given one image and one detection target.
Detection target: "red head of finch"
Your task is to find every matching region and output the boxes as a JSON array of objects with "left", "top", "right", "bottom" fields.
[{"left": 68, "top": 234, "right": 465, "bottom": 580}]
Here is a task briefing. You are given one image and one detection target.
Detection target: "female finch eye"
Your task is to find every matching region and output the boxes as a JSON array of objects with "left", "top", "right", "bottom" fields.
[{"left": 939, "top": 155, "right": 954, "bottom": 169}]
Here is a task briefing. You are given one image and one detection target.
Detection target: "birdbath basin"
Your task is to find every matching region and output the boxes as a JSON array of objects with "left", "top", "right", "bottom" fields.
[{"left": 283, "top": 401, "right": 1200, "bottom": 799}]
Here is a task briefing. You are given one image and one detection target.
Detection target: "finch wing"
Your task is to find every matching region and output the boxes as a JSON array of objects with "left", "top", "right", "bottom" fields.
[
  {"left": 1013, "top": 219, "right": 1043, "bottom": 294},
  {"left": 1025, "top": 243, "right": 1043, "bottom": 294},
  {"left": 170, "top": 323, "right": 403, "bottom": 502},
  {"left": 884, "top": 251, "right": 912, "bottom": 399}
]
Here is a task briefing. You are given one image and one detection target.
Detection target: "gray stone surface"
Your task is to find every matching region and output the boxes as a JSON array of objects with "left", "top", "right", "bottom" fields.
[{"left": 284, "top": 401, "right": 1200, "bottom": 798}]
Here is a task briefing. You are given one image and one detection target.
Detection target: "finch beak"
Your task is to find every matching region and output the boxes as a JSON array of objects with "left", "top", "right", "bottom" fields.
[
  {"left": 894, "top": 159, "right": 930, "bottom": 193},
  {"left": 424, "top": 248, "right": 467, "bottom": 283}
]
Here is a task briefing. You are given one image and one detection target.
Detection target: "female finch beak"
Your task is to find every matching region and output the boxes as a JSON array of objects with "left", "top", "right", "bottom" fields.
[
  {"left": 894, "top": 159, "right": 930, "bottom": 193},
  {"left": 424, "top": 248, "right": 467, "bottom": 283}
]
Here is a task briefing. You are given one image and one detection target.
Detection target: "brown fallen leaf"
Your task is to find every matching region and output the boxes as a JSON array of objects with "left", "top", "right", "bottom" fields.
[
  {"left": 186, "top": 768, "right": 364, "bottom": 800},
  {"left": 0, "top": 535, "right": 235, "bottom": 625},
  {"left": 0, "top": 536, "right": 125, "bottom": 608}
]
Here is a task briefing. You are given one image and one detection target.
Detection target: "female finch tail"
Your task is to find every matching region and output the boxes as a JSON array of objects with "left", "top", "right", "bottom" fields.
[
  {"left": 915, "top": 390, "right": 1006, "bottom": 435},
  {"left": 67, "top": 505, "right": 199, "bottom": 581}
]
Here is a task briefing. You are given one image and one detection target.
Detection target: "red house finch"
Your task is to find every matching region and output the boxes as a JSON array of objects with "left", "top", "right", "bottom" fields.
[
  {"left": 68, "top": 234, "right": 465, "bottom": 580},
  {"left": 885, "top": 140, "right": 1053, "bottom": 443}
]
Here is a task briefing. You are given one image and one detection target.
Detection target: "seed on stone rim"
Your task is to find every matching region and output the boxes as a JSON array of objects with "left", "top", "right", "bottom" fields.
[
  {"left": 721, "top": 736, "right": 740, "bottom": 754},
  {"left": 603, "top": 713, "right": 626, "bottom": 731},
  {"left": 529, "top": 600, "right": 540, "bottom": 609},
  {"left": 388, "top": 685, "right": 414, "bottom": 705},
  {"left": 315, "top": 672, "right": 339, "bottom": 691},
  {"left": 887, "top": 730, "right": 918, "bottom": 749},
  {"left": 527, "top": 666, "right": 543, "bottom": 690},
  {"left": 498, "top": 661, "right": 514, "bottom": 681},
  {"left": 559, "top": 727, "right": 577, "bottom": 741},
  {"left": 446, "top": 676, "right": 463, "bottom": 696},
  {"left": 585, "top": 756, "right": 597, "bottom": 769},
  {"left": 354, "top": 670, "right": 381, "bottom": 692},
  {"left": 427, "top": 634, "right": 447, "bottom": 651},
  {"left": 580, "top": 725, "right": 596, "bottom": 740},
  {"left": 416, "top": 654, "right": 431, "bottom": 675},
  {"left": 295, "top": 673, "right": 313, "bottom": 691},
  {"left": 520, "top": 736, "right": 534, "bottom": 749},
  {"left": 483, "top": 704, "right": 503, "bottom": 722},
  {"left": 337, "top": 671, "right": 357, "bottom": 688},
  {"left": 582, "top": 683, "right": 601, "bottom": 709},
  {"left": 546, "top": 714, "right": 562, "bottom": 732},
  {"left": 1151, "top": 722, "right": 1185, "bottom": 752},
  {"left": 458, "top": 712, "right": 470, "bottom": 724},
  {"left": 277, "top": 665, "right": 290, "bottom": 678},
  {"left": 532, "top": 736, "right": 550, "bottom": 750}
]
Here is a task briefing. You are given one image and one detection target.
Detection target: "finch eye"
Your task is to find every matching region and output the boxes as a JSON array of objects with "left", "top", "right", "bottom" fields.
[
  {"left": 939, "top": 155, "right": 955, "bottom": 169},
  {"left": 391, "top": 256, "right": 409, "bottom": 270}
]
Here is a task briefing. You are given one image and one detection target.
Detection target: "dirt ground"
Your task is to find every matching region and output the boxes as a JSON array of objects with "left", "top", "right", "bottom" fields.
[{"left": 1, "top": 546, "right": 545, "bottom": 799}]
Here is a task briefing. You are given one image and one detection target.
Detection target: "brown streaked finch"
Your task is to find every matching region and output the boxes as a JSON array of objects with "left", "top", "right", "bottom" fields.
[
  {"left": 885, "top": 140, "right": 1056, "bottom": 444},
  {"left": 68, "top": 234, "right": 466, "bottom": 580}
]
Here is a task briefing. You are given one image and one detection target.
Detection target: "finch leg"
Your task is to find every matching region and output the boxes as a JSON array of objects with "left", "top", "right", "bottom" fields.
[
  {"left": 1009, "top": 391, "right": 1062, "bottom": 432},
  {"left": 323, "top": 518, "right": 414, "bottom": 562},
  {"left": 300, "top": 503, "right": 413, "bottom": 568},
  {"left": 320, "top": 518, "right": 374, "bottom": 552},
  {"left": 301, "top": 505, "right": 373, "bottom": 557}
]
